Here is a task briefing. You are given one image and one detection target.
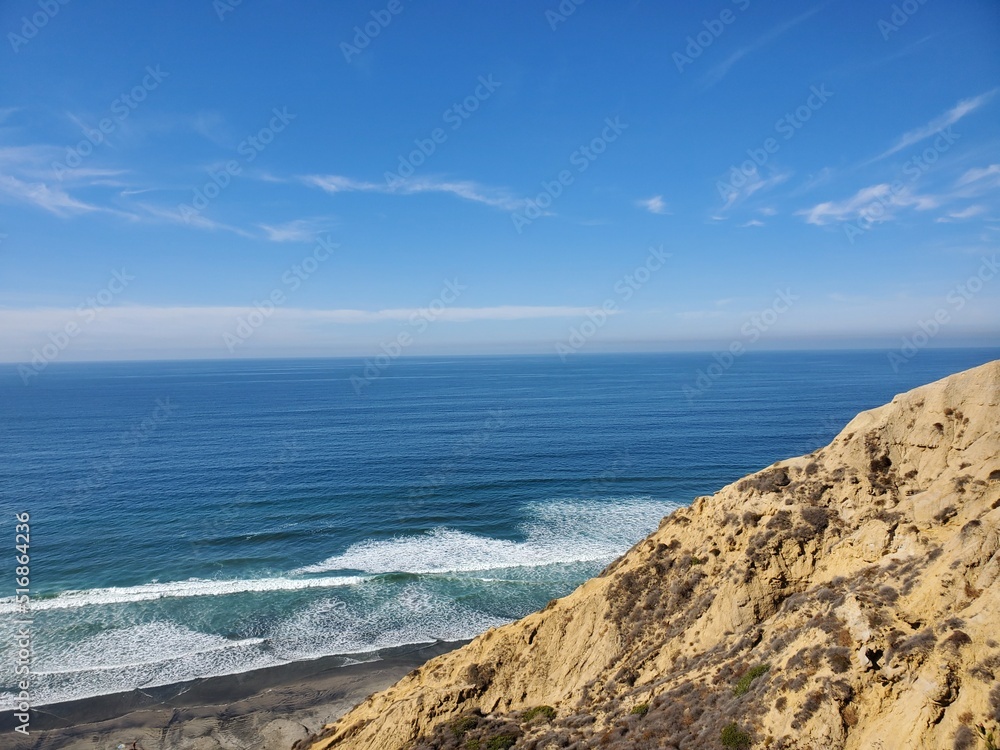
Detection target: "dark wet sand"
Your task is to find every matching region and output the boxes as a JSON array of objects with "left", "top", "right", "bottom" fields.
[{"left": 3, "top": 640, "right": 466, "bottom": 750}]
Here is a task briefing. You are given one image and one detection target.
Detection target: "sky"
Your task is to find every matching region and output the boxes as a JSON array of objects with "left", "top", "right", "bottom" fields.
[{"left": 1, "top": 0, "right": 999, "bottom": 362}]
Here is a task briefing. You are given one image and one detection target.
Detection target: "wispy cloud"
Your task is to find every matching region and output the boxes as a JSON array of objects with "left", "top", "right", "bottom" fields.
[
  {"left": 0, "top": 173, "right": 111, "bottom": 217},
  {"left": 0, "top": 143, "right": 131, "bottom": 186},
  {"left": 957, "top": 164, "right": 1000, "bottom": 188},
  {"left": 740, "top": 219, "right": 765, "bottom": 227},
  {"left": 702, "top": 5, "right": 825, "bottom": 87},
  {"left": 876, "top": 89, "right": 997, "bottom": 161},
  {"left": 302, "top": 174, "right": 527, "bottom": 211},
  {"left": 0, "top": 144, "right": 60, "bottom": 173},
  {"left": 403, "top": 178, "right": 525, "bottom": 210},
  {"left": 637, "top": 195, "right": 669, "bottom": 214},
  {"left": 797, "top": 183, "right": 938, "bottom": 225},
  {"left": 137, "top": 203, "right": 255, "bottom": 238},
  {"left": 935, "top": 205, "right": 988, "bottom": 223},
  {"left": 790, "top": 167, "right": 835, "bottom": 195},
  {"left": 64, "top": 168, "right": 130, "bottom": 183},
  {"left": 721, "top": 169, "right": 792, "bottom": 211},
  {"left": 303, "top": 175, "right": 379, "bottom": 193},
  {"left": 119, "top": 187, "right": 166, "bottom": 197},
  {"left": 0, "top": 139, "right": 319, "bottom": 239},
  {"left": 0, "top": 148, "right": 269, "bottom": 236},
  {"left": 257, "top": 218, "right": 333, "bottom": 243},
  {"left": 89, "top": 110, "right": 231, "bottom": 148},
  {"left": 800, "top": 163, "right": 1000, "bottom": 227},
  {"left": 0, "top": 144, "right": 135, "bottom": 216}
]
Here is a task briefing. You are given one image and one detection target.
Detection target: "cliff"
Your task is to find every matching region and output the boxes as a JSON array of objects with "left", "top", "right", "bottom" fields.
[{"left": 299, "top": 361, "right": 1000, "bottom": 750}]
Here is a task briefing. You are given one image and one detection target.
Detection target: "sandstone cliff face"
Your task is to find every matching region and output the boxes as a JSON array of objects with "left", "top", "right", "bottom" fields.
[{"left": 301, "top": 361, "right": 1000, "bottom": 750}]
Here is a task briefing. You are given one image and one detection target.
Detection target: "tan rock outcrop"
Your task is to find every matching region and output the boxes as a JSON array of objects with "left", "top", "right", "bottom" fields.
[{"left": 299, "top": 361, "right": 1000, "bottom": 750}]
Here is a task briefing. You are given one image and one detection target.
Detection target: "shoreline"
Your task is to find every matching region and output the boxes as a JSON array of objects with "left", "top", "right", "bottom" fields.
[{"left": 3, "top": 640, "right": 467, "bottom": 750}]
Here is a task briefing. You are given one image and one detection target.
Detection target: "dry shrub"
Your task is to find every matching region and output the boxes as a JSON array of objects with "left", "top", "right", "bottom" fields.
[{"left": 739, "top": 467, "right": 791, "bottom": 495}]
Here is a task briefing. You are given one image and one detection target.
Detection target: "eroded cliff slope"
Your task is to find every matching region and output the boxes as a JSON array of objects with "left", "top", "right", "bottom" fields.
[{"left": 301, "top": 361, "right": 1000, "bottom": 750}]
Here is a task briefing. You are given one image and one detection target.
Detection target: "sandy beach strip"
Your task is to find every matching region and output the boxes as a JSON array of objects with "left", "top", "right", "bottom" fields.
[{"left": 2, "top": 640, "right": 466, "bottom": 750}]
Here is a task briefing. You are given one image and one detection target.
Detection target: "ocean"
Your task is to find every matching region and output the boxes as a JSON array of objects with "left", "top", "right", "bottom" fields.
[{"left": 1, "top": 349, "right": 996, "bottom": 707}]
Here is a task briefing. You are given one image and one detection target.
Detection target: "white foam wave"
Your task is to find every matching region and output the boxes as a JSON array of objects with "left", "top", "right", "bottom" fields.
[
  {"left": 1, "top": 622, "right": 281, "bottom": 709},
  {"left": 0, "top": 583, "right": 509, "bottom": 708},
  {"left": 0, "top": 497, "right": 678, "bottom": 708},
  {"left": 34, "top": 621, "right": 267, "bottom": 674},
  {"left": 0, "top": 574, "right": 367, "bottom": 613},
  {"left": 267, "top": 582, "right": 509, "bottom": 660},
  {"left": 295, "top": 497, "right": 678, "bottom": 576}
]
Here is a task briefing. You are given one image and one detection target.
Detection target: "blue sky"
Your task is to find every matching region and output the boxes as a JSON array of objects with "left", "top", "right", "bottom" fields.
[{"left": 1, "top": 0, "right": 999, "bottom": 361}]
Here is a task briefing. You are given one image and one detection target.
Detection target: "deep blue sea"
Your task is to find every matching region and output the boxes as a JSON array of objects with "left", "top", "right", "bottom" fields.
[{"left": 1, "top": 349, "right": 997, "bottom": 707}]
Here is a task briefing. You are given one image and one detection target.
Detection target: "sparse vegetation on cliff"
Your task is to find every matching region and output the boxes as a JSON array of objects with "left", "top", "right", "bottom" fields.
[
  {"left": 720, "top": 722, "right": 752, "bottom": 749},
  {"left": 733, "top": 664, "right": 770, "bottom": 696}
]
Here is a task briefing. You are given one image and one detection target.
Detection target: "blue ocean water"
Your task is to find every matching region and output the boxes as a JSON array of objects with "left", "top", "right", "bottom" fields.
[{"left": 0, "top": 349, "right": 996, "bottom": 706}]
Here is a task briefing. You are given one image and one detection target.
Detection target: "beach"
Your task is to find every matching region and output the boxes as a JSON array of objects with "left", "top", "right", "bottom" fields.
[{"left": 3, "top": 640, "right": 464, "bottom": 750}]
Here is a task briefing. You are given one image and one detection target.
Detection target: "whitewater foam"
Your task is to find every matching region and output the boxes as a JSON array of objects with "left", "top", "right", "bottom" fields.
[
  {"left": 0, "top": 574, "right": 367, "bottom": 613},
  {"left": 0, "top": 497, "right": 679, "bottom": 708},
  {"left": 0, "top": 583, "right": 509, "bottom": 708},
  {"left": 1, "top": 622, "right": 281, "bottom": 708},
  {"left": 33, "top": 621, "right": 268, "bottom": 674},
  {"left": 268, "top": 582, "right": 509, "bottom": 660},
  {"left": 295, "top": 497, "right": 679, "bottom": 575}
]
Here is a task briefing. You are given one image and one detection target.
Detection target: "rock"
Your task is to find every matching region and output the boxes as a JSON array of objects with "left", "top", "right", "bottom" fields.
[{"left": 261, "top": 719, "right": 310, "bottom": 748}]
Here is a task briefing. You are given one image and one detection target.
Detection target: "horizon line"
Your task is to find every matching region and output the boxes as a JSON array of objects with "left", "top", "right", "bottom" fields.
[{"left": 2, "top": 342, "right": 999, "bottom": 367}]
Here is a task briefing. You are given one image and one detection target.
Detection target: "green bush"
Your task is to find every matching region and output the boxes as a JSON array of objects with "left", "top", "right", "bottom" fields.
[
  {"left": 630, "top": 703, "right": 649, "bottom": 716},
  {"left": 733, "top": 663, "right": 771, "bottom": 696},
  {"left": 485, "top": 734, "right": 518, "bottom": 750},
  {"left": 523, "top": 705, "right": 556, "bottom": 722},
  {"left": 721, "top": 722, "right": 751, "bottom": 749},
  {"left": 974, "top": 723, "right": 998, "bottom": 750},
  {"left": 452, "top": 715, "right": 479, "bottom": 736}
]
